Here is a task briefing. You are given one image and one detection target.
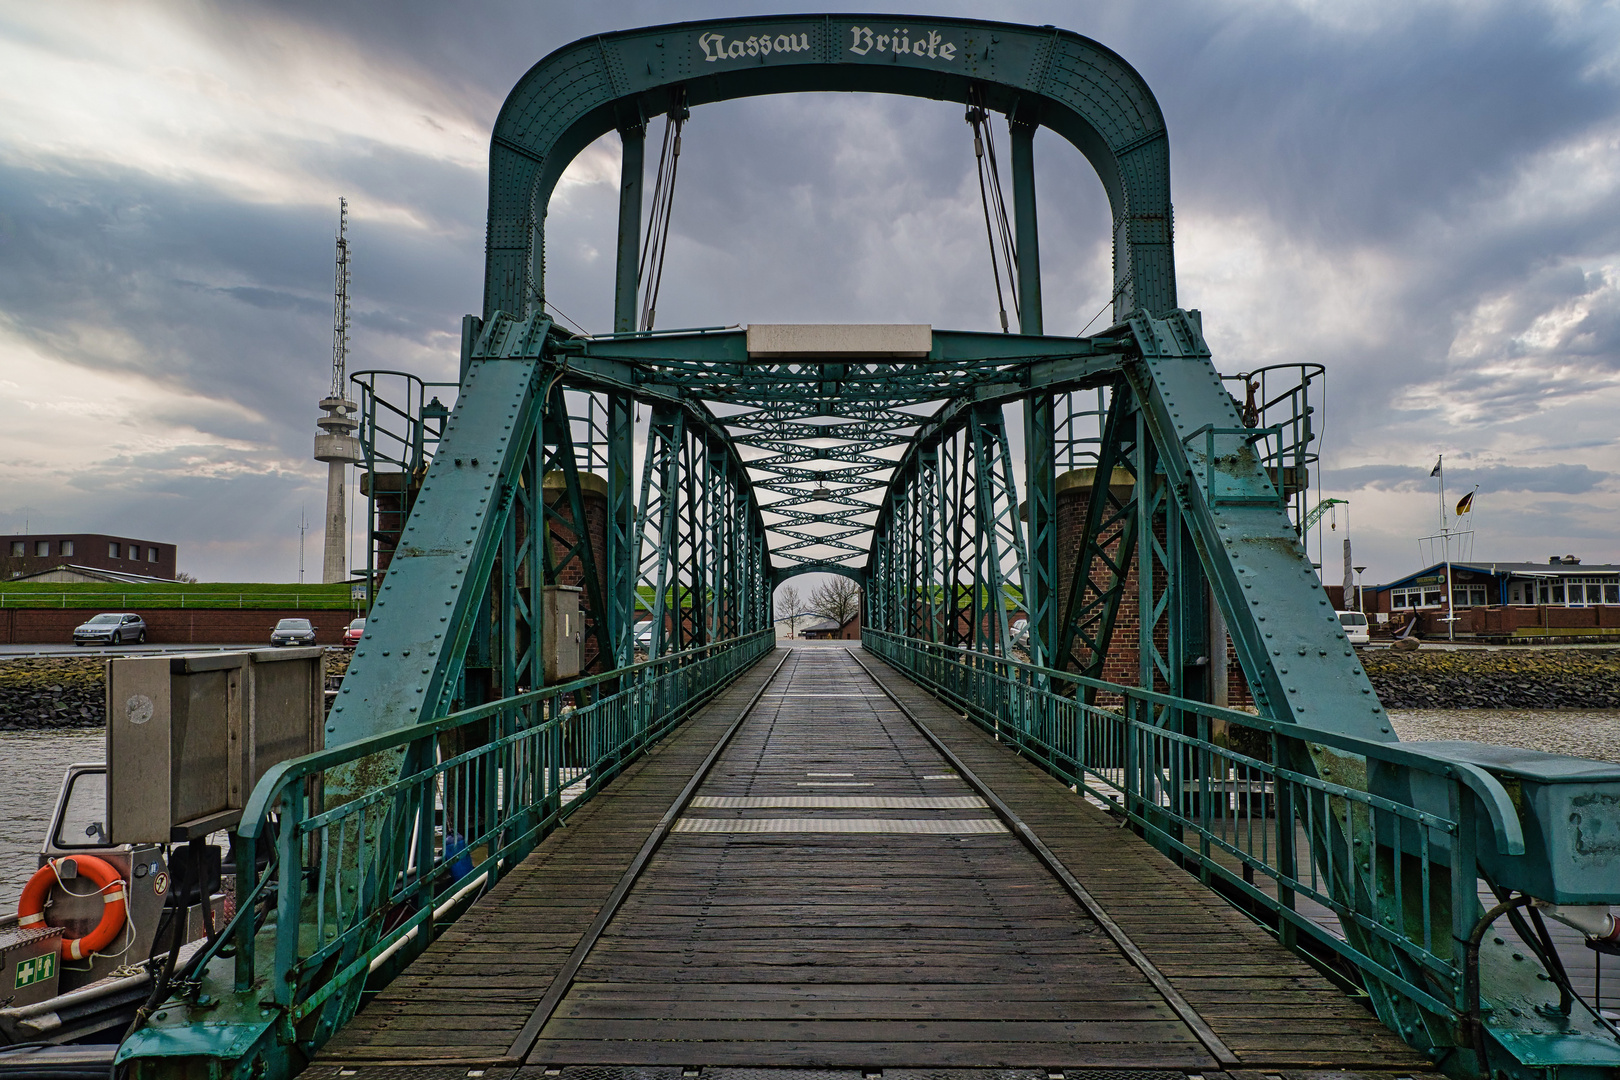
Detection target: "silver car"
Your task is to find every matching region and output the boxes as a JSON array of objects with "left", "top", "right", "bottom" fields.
[{"left": 73, "top": 612, "right": 146, "bottom": 646}]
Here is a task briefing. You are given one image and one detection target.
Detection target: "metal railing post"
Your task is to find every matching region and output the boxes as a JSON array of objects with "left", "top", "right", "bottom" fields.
[{"left": 274, "top": 785, "right": 305, "bottom": 1009}]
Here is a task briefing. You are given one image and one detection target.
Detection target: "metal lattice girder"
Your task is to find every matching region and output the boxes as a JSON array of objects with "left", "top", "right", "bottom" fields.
[
  {"left": 560, "top": 329, "right": 1129, "bottom": 577},
  {"left": 538, "top": 381, "right": 614, "bottom": 670},
  {"left": 867, "top": 403, "right": 1033, "bottom": 658},
  {"left": 966, "top": 404, "right": 1032, "bottom": 655},
  {"left": 1055, "top": 381, "right": 1138, "bottom": 686},
  {"left": 634, "top": 403, "right": 685, "bottom": 659},
  {"left": 1109, "top": 309, "right": 1466, "bottom": 1046}
]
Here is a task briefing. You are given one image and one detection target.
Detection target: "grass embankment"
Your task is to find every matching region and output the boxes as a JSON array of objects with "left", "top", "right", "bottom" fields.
[
  {"left": 0, "top": 582, "right": 353, "bottom": 610},
  {"left": 0, "top": 652, "right": 351, "bottom": 730},
  {"left": 1364, "top": 648, "right": 1620, "bottom": 709}
]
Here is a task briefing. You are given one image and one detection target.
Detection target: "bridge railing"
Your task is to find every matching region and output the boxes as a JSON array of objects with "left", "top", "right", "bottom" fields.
[
  {"left": 186, "top": 629, "right": 774, "bottom": 1035},
  {"left": 864, "top": 628, "right": 1527, "bottom": 1032}
]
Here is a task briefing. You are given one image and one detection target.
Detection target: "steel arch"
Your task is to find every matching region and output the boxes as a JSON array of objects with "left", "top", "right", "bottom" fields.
[{"left": 484, "top": 14, "right": 1174, "bottom": 324}]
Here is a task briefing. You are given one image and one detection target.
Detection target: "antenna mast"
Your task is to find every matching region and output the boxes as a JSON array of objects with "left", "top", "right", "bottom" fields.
[
  {"left": 315, "top": 197, "right": 363, "bottom": 584},
  {"left": 332, "top": 197, "right": 350, "bottom": 397}
]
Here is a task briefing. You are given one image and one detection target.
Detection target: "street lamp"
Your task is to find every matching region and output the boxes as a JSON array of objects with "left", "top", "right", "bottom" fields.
[{"left": 1353, "top": 565, "right": 1367, "bottom": 613}]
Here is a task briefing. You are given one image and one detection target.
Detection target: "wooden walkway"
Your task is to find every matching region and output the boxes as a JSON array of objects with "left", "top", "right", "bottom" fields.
[{"left": 310, "top": 645, "right": 1431, "bottom": 1079}]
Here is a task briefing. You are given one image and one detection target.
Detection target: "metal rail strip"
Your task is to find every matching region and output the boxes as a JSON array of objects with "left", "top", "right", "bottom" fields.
[
  {"left": 846, "top": 646, "right": 1242, "bottom": 1070},
  {"left": 500, "top": 649, "right": 794, "bottom": 1065}
]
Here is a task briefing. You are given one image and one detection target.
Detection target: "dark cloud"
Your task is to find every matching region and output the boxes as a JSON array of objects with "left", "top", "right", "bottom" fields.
[{"left": 3, "top": 1, "right": 1618, "bottom": 582}]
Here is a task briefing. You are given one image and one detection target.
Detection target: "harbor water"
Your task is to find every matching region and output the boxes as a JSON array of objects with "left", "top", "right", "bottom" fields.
[
  {"left": 3, "top": 709, "right": 1619, "bottom": 910},
  {"left": 1, "top": 728, "right": 105, "bottom": 909},
  {"left": 1387, "top": 707, "right": 1620, "bottom": 763}
]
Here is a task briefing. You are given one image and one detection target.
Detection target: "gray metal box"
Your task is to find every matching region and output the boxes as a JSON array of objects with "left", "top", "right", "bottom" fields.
[
  {"left": 244, "top": 648, "right": 324, "bottom": 798},
  {"left": 543, "top": 585, "right": 582, "bottom": 682},
  {"left": 108, "top": 654, "right": 241, "bottom": 843},
  {"left": 1, "top": 927, "right": 63, "bottom": 1008},
  {"left": 107, "top": 650, "right": 324, "bottom": 842}
]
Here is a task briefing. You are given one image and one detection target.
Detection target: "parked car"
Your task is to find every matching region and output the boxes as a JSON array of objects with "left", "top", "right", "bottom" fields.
[
  {"left": 633, "top": 620, "right": 655, "bottom": 648},
  {"left": 342, "top": 617, "right": 365, "bottom": 647},
  {"left": 270, "top": 618, "right": 319, "bottom": 647},
  {"left": 1336, "top": 610, "right": 1370, "bottom": 646},
  {"left": 72, "top": 612, "right": 146, "bottom": 646}
]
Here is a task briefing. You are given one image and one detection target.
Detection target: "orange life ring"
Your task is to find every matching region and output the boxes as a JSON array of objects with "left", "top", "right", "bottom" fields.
[{"left": 16, "top": 856, "right": 128, "bottom": 961}]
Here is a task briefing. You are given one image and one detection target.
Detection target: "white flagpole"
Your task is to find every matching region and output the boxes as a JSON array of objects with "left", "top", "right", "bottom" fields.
[{"left": 1437, "top": 456, "right": 1455, "bottom": 642}]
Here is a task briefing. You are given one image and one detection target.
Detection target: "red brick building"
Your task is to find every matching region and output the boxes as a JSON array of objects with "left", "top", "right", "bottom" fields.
[{"left": 3, "top": 533, "right": 178, "bottom": 581}]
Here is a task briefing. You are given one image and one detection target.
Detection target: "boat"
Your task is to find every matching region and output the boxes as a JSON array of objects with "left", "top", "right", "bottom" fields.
[{"left": 0, "top": 648, "right": 324, "bottom": 1075}]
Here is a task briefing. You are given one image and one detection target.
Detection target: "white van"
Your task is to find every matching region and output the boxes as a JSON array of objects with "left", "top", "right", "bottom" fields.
[{"left": 1336, "top": 610, "right": 1370, "bottom": 645}]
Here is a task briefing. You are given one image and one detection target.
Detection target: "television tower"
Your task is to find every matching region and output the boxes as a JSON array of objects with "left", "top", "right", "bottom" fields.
[{"left": 314, "top": 198, "right": 362, "bottom": 585}]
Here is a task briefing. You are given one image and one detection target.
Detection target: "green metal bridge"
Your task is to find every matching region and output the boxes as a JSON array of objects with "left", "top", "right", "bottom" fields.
[{"left": 117, "top": 15, "right": 1620, "bottom": 1080}]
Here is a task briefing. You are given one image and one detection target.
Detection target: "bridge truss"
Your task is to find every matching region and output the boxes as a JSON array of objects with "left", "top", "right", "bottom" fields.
[{"left": 119, "top": 15, "right": 1620, "bottom": 1080}]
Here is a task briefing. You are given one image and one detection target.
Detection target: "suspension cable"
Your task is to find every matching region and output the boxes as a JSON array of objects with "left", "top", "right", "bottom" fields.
[
  {"left": 967, "top": 88, "right": 1019, "bottom": 333},
  {"left": 639, "top": 90, "right": 688, "bottom": 332}
]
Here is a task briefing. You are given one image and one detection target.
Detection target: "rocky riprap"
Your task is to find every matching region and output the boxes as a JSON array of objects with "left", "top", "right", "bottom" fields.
[
  {"left": 0, "top": 651, "right": 354, "bottom": 730},
  {"left": 1363, "top": 647, "right": 1620, "bottom": 709},
  {"left": 0, "top": 658, "right": 105, "bottom": 729}
]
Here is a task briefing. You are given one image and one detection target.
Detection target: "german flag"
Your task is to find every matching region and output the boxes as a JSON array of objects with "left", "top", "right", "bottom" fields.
[{"left": 1455, "top": 490, "right": 1475, "bottom": 515}]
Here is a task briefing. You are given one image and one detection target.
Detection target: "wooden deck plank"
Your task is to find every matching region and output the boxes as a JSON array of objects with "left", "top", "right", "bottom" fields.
[
  {"left": 314, "top": 656, "right": 783, "bottom": 1062},
  {"left": 320, "top": 646, "right": 1431, "bottom": 1074},
  {"left": 861, "top": 649, "right": 1429, "bottom": 1071}
]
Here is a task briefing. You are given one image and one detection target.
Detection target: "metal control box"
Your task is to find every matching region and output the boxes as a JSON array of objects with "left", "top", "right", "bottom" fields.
[
  {"left": 107, "top": 649, "right": 323, "bottom": 843},
  {"left": 543, "top": 585, "right": 582, "bottom": 682}
]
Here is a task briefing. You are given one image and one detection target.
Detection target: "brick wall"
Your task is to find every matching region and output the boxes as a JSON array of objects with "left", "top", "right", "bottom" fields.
[
  {"left": 1415, "top": 604, "right": 1620, "bottom": 636},
  {"left": 0, "top": 608, "right": 353, "bottom": 645}
]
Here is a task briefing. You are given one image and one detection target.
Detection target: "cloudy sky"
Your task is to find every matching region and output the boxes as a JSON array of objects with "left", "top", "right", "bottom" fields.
[{"left": 1, "top": 0, "right": 1617, "bottom": 586}]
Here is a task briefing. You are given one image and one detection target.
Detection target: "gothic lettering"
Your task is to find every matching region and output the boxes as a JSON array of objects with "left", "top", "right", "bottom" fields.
[
  {"left": 700, "top": 30, "right": 811, "bottom": 62},
  {"left": 846, "top": 25, "right": 958, "bottom": 63}
]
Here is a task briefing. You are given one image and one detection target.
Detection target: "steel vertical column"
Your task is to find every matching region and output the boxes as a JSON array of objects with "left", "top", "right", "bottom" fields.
[
  {"left": 869, "top": 522, "right": 891, "bottom": 633},
  {"left": 614, "top": 122, "right": 645, "bottom": 334},
  {"left": 1023, "top": 392, "right": 1056, "bottom": 667},
  {"left": 891, "top": 470, "right": 911, "bottom": 638},
  {"left": 928, "top": 445, "right": 947, "bottom": 643},
  {"left": 607, "top": 394, "right": 634, "bottom": 665},
  {"left": 1013, "top": 113, "right": 1054, "bottom": 663},
  {"left": 705, "top": 443, "right": 728, "bottom": 640},
  {"left": 1010, "top": 116, "right": 1042, "bottom": 336},
  {"left": 607, "top": 122, "right": 644, "bottom": 665}
]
